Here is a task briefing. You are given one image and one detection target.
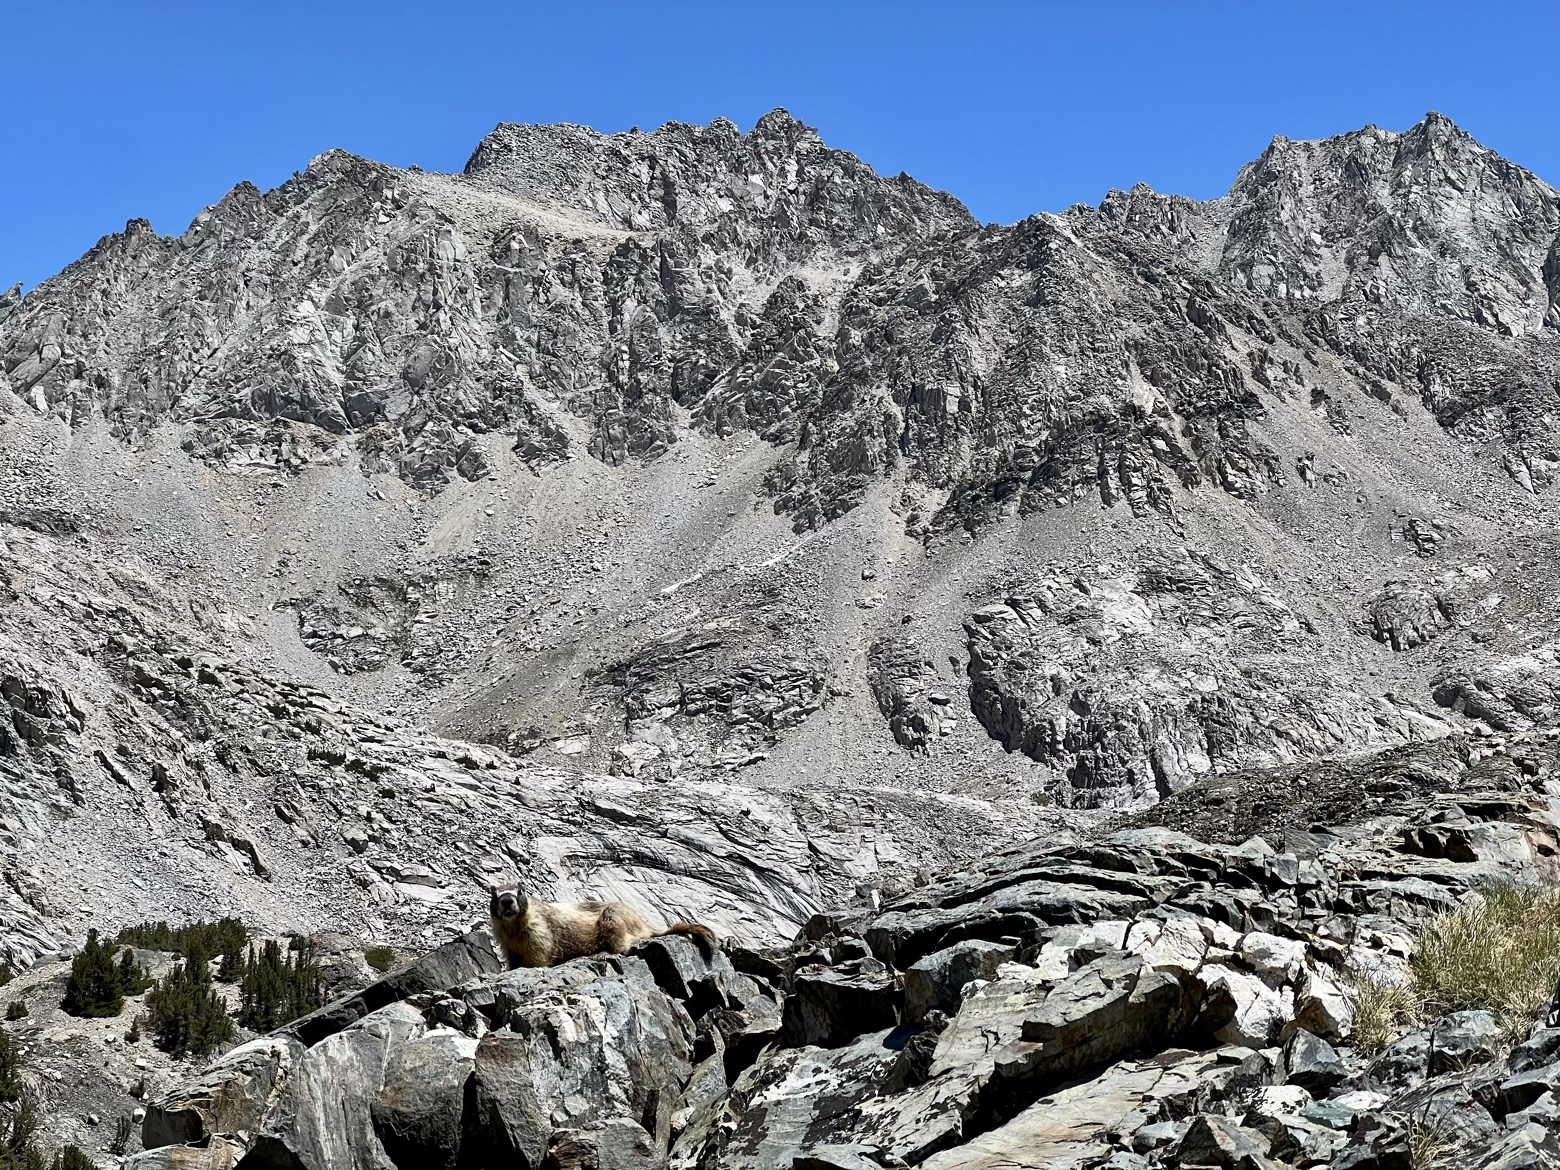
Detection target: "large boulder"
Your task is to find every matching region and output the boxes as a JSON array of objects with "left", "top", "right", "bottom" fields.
[
  {"left": 1291, "top": 963, "right": 1354, "bottom": 1040},
  {"left": 461, "top": 957, "right": 694, "bottom": 1166},
  {"left": 781, "top": 957, "right": 898, "bottom": 1047},
  {"left": 904, "top": 939, "right": 1016, "bottom": 1024},
  {"left": 1008, "top": 952, "right": 1198, "bottom": 1084},
  {"left": 1284, "top": 1029, "right": 1347, "bottom": 1097},
  {"left": 542, "top": 1120, "right": 664, "bottom": 1170},
  {"left": 914, "top": 1051, "right": 1222, "bottom": 1170},
  {"left": 1175, "top": 1114, "right": 1274, "bottom": 1168},
  {"left": 1498, "top": 1061, "right": 1560, "bottom": 1117},
  {"left": 124, "top": 1138, "right": 246, "bottom": 1170},
  {"left": 1430, "top": 1010, "right": 1502, "bottom": 1073},
  {"left": 242, "top": 1001, "right": 427, "bottom": 1170},
  {"left": 633, "top": 933, "right": 783, "bottom": 1075},
  {"left": 371, "top": 1027, "right": 478, "bottom": 1170},
  {"left": 670, "top": 1029, "right": 903, "bottom": 1170},
  {"left": 1123, "top": 915, "right": 1209, "bottom": 979},
  {"left": 142, "top": 1035, "right": 305, "bottom": 1150},
  {"left": 1198, "top": 964, "right": 1293, "bottom": 1047},
  {"left": 283, "top": 929, "right": 499, "bottom": 1047}
]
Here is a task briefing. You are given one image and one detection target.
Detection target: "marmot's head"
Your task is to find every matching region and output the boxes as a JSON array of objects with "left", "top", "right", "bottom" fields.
[{"left": 490, "top": 884, "right": 528, "bottom": 921}]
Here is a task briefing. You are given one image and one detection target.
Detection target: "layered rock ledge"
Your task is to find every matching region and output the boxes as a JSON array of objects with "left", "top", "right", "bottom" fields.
[{"left": 131, "top": 732, "right": 1560, "bottom": 1169}]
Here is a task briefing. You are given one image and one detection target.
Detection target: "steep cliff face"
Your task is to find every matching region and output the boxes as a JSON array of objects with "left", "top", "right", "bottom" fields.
[
  {"left": 0, "top": 110, "right": 1559, "bottom": 1000},
  {"left": 1215, "top": 113, "right": 1560, "bottom": 330},
  {"left": 0, "top": 110, "right": 970, "bottom": 484}
]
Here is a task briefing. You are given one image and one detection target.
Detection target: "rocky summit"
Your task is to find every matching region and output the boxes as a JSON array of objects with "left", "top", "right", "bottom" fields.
[{"left": 2, "top": 108, "right": 1560, "bottom": 1166}]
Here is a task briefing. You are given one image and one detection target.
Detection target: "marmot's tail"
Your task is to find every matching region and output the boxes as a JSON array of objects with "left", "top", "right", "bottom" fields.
[{"left": 658, "top": 922, "right": 717, "bottom": 956}]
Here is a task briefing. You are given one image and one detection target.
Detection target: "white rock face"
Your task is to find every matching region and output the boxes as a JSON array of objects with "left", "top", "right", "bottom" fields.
[
  {"left": 1237, "top": 931, "right": 1308, "bottom": 982},
  {"left": 1202, "top": 963, "right": 1295, "bottom": 1046}
]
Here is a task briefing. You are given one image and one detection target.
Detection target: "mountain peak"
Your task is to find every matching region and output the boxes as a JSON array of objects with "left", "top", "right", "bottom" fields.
[
  {"left": 458, "top": 112, "right": 970, "bottom": 241},
  {"left": 1418, "top": 108, "right": 1462, "bottom": 132},
  {"left": 750, "top": 106, "right": 815, "bottom": 139}
]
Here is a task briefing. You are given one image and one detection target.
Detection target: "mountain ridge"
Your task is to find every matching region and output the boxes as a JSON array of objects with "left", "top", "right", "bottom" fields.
[{"left": 0, "top": 104, "right": 1558, "bottom": 973}]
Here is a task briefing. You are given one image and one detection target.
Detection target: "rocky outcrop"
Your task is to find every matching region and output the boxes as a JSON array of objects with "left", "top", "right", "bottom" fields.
[
  {"left": 135, "top": 731, "right": 1560, "bottom": 1170},
  {"left": 961, "top": 554, "right": 1452, "bottom": 807},
  {"left": 140, "top": 1036, "right": 305, "bottom": 1150},
  {"left": 867, "top": 635, "right": 955, "bottom": 752},
  {"left": 591, "top": 622, "right": 829, "bottom": 768},
  {"left": 0, "top": 284, "right": 21, "bottom": 328}
]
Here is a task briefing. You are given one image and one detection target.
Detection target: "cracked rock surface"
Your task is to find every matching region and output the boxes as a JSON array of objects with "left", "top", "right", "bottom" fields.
[{"left": 117, "top": 728, "right": 1560, "bottom": 1169}]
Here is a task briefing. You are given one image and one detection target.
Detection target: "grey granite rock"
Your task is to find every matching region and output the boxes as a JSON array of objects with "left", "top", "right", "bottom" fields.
[
  {"left": 370, "top": 1027, "right": 477, "bottom": 1170},
  {"left": 903, "top": 939, "right": 1016, "bottom": 1024},
  {"left": 1430, "top": 1009, "right": 1503, "bottom": 1073},
  {"left": 1284, "top": 1029, "right": 1347, "bottom": 1096},
  {"left": 141, "top": 1035, "right": 305, "bottom": 1150},
  {"left": 781, "top": 956, "right": 898, "bottom": 1047}
]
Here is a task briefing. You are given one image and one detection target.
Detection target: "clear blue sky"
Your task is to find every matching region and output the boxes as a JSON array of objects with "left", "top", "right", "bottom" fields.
[{"left": 4, "top": 0, "right": 1558, "bottom": 292}]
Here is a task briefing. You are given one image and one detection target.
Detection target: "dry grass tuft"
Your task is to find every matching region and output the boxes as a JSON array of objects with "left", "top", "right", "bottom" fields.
[
  {"left": 1348, "top": 975, "right": 1419, "bottom": 1051},
  {"left": 1413, "top": 880, "right": 1560, "bottom": 1039},
  {"left": 1400, "top": 1107, "right": 1458, "bottom": 1170},
  {"left": 1345, "top": 880, "right": 1560, "bottom": 1049}
]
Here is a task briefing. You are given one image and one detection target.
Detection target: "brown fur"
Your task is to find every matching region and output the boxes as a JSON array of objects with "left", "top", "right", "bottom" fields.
[{"left": 489, "top": 884, "right": 717, "bottom": 969}]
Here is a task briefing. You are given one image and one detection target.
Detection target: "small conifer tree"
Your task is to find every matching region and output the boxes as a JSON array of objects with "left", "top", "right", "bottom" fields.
[
  {"left": 115, "top": 917, "right": 248, "bottom": 977},
  {"left": 0, "top": 1095, "right": 44, "bottom": 1169},
  {"left": 61, "top": 929, "right": 125, "bottom": 1018},
  {"left": 118, "top": 947, "right": 151, "bottom": 996},
  {"left": 145, "top": 947, "right": 234, "bottom": 1058},
  {"left": 0, "top": 1028, "right": 21, "bottom": 1104},
  {"left": 239, "top": 939, "right": 324, "bottom": 1032},
  {"left": 51, "top": 1147, "right": 96, "bottom": 1170}
]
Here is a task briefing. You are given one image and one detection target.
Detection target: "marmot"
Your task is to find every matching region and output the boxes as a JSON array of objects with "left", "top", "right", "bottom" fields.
[{"left": 489, "top": 884, "right": 717, "bottom": 969}]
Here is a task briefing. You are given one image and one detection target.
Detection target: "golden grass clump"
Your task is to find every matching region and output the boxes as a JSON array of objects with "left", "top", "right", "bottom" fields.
[
  {"left": 1346, "top": 880, "right": 1560, "bottom": 1049},
  {"left": 1348, "top": 975, "right": 1420, "bottom": 1051},
  {"left": 1401, "top": 1107, "right": 1457, "bottom": 1170},
  {"left": 1413, "top": 880, "right": 1560, "bottom": 1038}
]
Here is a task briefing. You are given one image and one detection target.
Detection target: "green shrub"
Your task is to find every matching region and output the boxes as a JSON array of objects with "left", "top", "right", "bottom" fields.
[
  {"left": 0, "top": 1095, "right": 45, "bottom": 1170},
  {"left": 144, "top": 946, "right": 233, "bottom": 1058},
  {"left": 2, "top": 1005, "right": 23, "bottom": 1023},
  {"left": 125, "top": 1014, "right": 141, "bottom": 1044},
  {"left": 239, "top": 940, "right": 323, "bottom": 1032},
  {"left": 50, "top": 1148, "right": 95, "bottom": 1170},
  {"left": 364, "top": 947, "right": 397, "bottom": 973},
  {"left": 61, "top": 929, "right": 141, "bottom": 1019},
  {"left": 0, "top": 967, "right": 12, "bottom": 989},
  {"left": 116, "top": 918, "right": 247, "bottom": 980}
]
